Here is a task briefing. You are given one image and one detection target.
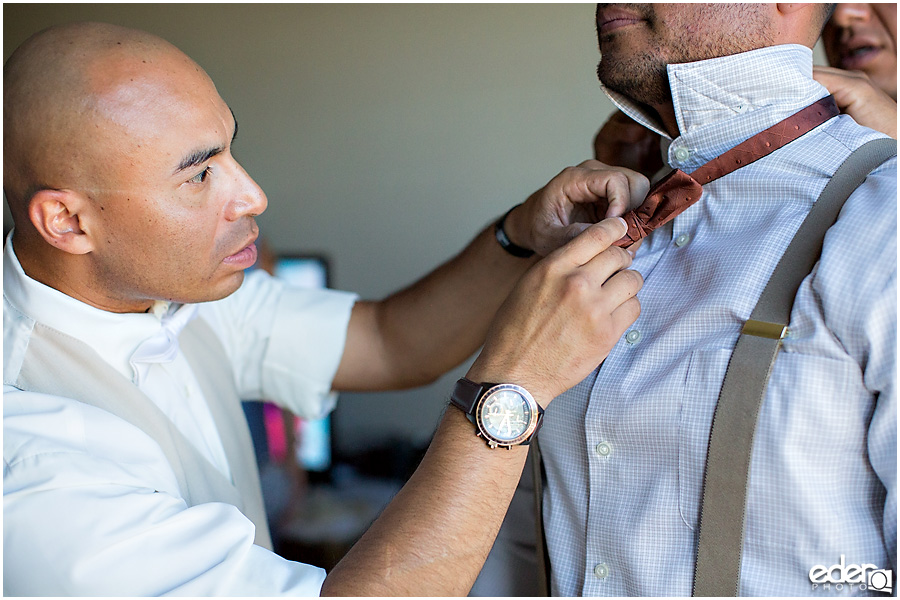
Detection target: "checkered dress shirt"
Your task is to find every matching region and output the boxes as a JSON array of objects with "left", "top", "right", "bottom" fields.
[{"left": 540, "top": 45, "right": 897, "bottom": 596}]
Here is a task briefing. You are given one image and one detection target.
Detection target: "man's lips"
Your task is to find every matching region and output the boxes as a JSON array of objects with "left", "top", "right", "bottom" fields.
[
  {"left": 597, "top": 9, "right": 645, "bottom": 34},
  {"left": 223, "top": 240, "right": 258, "bottom": 268},
  {"left": 836, "top": 36, "right": 884, "bottom": 70}
]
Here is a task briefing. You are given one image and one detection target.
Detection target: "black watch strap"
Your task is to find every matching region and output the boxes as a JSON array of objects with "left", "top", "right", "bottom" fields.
[{"left": 495, "top": 205, "right": 535, "bottom": 258}]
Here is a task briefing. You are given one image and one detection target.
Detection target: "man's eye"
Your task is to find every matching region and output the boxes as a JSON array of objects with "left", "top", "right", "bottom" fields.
[{"left": 188, "top": 167, "right": 212, "bottom": 184}]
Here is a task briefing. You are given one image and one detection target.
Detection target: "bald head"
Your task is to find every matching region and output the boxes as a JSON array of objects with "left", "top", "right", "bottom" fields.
[
  {"left": 4, "top": 22, "right": 212, "bottom": 225},
  {"left": 3, "top": 23, "right": 265, "bottom": 313}
]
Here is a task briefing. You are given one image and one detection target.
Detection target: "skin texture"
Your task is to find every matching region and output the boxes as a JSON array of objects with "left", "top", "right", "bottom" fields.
[
  {"left": 5, "top": 22, "right": 646, "bottom": 596},
  {"left": 815, "top": 3, "right": 897, "bottom": 137},
  {"left": 4, "top": 22, "right": 646, "bottom": 392}
]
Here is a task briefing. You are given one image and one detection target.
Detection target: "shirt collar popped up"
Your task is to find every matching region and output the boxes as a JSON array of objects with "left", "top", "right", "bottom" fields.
[{"left": 601, "top": 44, "right": 832, "bottom": 171}]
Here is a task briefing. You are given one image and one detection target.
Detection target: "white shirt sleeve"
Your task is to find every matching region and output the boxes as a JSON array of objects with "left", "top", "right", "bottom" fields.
[
  {"left": 3, "top": 387, "right": 327, "bottom": 596},
  {"left": 197, "top": 269, "right": 358, "bottom": 418}
]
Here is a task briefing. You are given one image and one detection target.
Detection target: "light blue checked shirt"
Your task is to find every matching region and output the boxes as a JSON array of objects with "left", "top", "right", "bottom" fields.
[{"left": 540, "top": 45, "right": 896, "bottom": 596}]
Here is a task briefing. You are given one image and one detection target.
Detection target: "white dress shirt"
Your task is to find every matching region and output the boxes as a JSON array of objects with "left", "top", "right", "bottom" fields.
[
  {"left": 3, "top": 235, "right": 358, "bottom": 595},
  {"left": 541, "top": 45, "right": 896, "bottom": 596}
]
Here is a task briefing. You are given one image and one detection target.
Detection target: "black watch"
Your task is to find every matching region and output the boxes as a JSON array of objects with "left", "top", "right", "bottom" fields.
[
  {"left": 495, "top": 205, "right": 535, "bottom": 258},
  {"left": 450, "top": 377, "right": 543, "bottom": 449}
]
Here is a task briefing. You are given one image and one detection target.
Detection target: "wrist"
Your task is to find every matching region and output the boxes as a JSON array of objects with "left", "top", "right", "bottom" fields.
[
  {"left": 450, "top": 377, "right": 544, "bottom": 449},
  {"left": 502, "top": 204, "right": 530, "bottom": 248},
  {"left": 465, "top": 362, "right": 549, "bottom": 409},
  {"left": 494, "top": 204, "right": 535, "bottom": 258}
]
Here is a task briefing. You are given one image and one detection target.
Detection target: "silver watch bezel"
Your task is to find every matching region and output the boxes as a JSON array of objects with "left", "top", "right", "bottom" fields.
[{"left": 474, "top": 383, "right": 540, "bottom": 449}]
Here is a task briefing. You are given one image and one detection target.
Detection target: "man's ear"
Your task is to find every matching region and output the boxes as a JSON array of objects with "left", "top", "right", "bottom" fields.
[
  {"left": 28, "top": 189, "right": 95, "bottom": 255},
  {"left": 776, "top": 3, "right": 812, "bottom": 16},
  {"left": 774, "top": 3, "right": 821, "bottom": 47}
]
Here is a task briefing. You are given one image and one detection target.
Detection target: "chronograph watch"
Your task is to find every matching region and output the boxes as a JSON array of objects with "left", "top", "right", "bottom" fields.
[{"left": 449, "top": 378, "right": 543, "bottom": 449}]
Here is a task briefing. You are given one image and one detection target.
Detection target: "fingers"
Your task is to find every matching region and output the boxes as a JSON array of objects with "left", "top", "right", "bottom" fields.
[
  {"left": 604, "top": 171, "right": 650, "bottom": 218},
  {"left": 574, "top": 160, "right": 650, "bottom": 218},
  {"left": 813, "top": 65, "right": 869, "bottom": 82},
  {"left": 609, "top": 295, "right": 642, "bottom": 331},
  {"left": 594, "top": 265, "right": 643, "bottom": 311},
  {"left": 522, "top": 161, "right": 651, "bottom": 256},
  {"left": 550, "top": 217, "right": 628, "bottom": 267}
]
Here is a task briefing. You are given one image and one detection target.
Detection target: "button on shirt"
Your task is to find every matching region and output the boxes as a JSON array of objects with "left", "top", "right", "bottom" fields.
[
  {"left": 540, "top": 45, "right": 897, "bottom": 596},
  {"left": 3, "top": 237, "right": 358, "bottom": 596}
]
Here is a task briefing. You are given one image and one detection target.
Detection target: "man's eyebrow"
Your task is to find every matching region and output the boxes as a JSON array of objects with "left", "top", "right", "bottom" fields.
[
  {"left": 173, "top": 115, "right": 239, "bottom": 174},
  {"left": 174, "top": 145, "right": 224, "bottom": 174}
]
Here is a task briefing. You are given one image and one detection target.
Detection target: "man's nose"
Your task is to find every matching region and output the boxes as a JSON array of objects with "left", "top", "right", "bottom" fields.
[
  {"left": 831, "top": 3, "right": 873, "bottom": 28},
  {"left": 224, "top": 160, "right": 268, "bottom": 221}
]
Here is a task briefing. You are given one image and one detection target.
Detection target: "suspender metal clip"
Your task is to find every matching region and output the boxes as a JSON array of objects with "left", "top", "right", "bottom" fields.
[{"left": 741, "top": 319, "right": 788, "bottom": 340}]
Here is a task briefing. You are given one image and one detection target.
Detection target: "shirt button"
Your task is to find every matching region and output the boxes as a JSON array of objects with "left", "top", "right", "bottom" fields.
[
  {"left": 625, "top": 329, "right": 642, "bottom": 345},
  {"left": 594, "top": 563, "right": 610, "bottom": 580},
  {"left": 674, "top": 232, "right": 691, "bottom": 247},
  {"left": 595, "top": 441, "right": 612, "bottom": 457},
  {"left": 673, "top": 147, "right": 691, "bottom": 162}
]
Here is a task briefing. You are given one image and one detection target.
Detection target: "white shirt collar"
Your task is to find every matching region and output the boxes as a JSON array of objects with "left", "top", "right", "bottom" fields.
[
  {"left": 3, "top": 233, "right": 196, "bottom": 383},
  {"left": 602, "top": 45, "right": 830, "bottom": 169}
]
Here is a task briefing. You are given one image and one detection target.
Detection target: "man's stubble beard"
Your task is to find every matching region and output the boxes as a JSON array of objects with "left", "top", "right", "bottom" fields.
[
  {"left": 596, "top": 5, "right": 775, "bottom": 107},
  {"left": 597, "top": 42, "right": 671, "bottom": 106}
]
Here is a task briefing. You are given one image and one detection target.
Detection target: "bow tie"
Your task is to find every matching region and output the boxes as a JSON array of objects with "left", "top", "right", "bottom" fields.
[
  {"left": 614, "top": 95, "right": 840, "bottom": 247},
  {"left": 129, "top": 303, "right": 199, "bottom": 386}
]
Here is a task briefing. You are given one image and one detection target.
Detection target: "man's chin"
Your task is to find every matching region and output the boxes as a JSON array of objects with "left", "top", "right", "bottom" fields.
[
  {"left": 598, "top": 61, "right": 670, "bottom": 106},
  {"left": 179, "top": 270, "right": 246, "bottom": 305}
]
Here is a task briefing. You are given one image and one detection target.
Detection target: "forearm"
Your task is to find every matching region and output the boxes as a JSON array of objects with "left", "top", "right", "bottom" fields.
[
  {"left": 321, "top": 407, "right": 528, "bottom": 596},
  {"left": 333, "top": 166, "right": 648, "bottom": 392},
  {"left": 324, "top": 217, "right": 643, "bottom": 595},
  {"left": 334, "top": 217, "right": 537, "bottom": 391}
]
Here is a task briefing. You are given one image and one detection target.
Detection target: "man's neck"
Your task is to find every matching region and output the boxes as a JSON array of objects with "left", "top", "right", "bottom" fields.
[
  {"left": 650, "top": 102, "right": 679, "bottom": 139},
  {"left": 12, "top": 234, "right": 156, "bottom": 314}
]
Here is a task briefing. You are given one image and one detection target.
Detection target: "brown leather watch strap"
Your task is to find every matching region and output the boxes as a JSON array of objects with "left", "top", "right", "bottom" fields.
[{"left": 450, "top": 377, "right": 494, "bottom": 416}]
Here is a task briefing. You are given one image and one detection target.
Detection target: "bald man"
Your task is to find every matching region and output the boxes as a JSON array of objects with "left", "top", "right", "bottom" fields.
[{"left": 3, "top": 22, "right": 645, "bottom": 595}]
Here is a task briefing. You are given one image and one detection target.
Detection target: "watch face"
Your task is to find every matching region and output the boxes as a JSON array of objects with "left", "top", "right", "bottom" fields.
[{"left": 475, "top": 384, "right": 538, "bottom": 447}]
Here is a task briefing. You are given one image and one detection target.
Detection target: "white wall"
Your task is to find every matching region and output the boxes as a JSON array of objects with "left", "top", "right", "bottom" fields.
[{"left": 3, "top": 4, "right": 829, "bottom": 453}]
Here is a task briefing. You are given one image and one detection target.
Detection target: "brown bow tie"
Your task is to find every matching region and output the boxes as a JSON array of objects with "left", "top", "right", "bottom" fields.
[{"left": 614, "top": 95, "right": 840, "bottom": 247}]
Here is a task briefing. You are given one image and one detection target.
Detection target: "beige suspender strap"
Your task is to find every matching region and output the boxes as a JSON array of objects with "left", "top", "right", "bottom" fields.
[{"left": 692, "top": 137, "right": 897, "bottom": 597}]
